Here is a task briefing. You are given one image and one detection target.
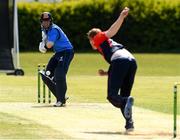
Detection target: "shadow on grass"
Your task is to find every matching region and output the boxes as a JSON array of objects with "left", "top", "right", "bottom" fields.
[
  {"left": 31, "top": 105, "right": 68, "bottom": 108},
  {"left": 84, "top": 131, "right": 125, "bottom": 135},
  {"left": 84, "top": 131, "right": 172, "bottom": 136},
  {"left": 31, "top": 105, "right": 54, "bottom": 108}
]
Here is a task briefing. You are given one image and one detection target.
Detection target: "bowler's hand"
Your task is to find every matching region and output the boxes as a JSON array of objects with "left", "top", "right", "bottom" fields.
[
  {"left": 120, "top": 7, "right": 129, "bottom": 18},
  {"left": 98, "top": 69, "right": 108, "bottom": 76}
]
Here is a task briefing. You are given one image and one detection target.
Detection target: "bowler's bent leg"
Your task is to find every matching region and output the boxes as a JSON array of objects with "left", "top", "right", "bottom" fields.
[{"left": 107, "top": 59, "right": 130, "bottom": 108}]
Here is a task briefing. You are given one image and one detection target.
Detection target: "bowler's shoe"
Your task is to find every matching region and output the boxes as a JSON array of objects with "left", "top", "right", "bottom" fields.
[{"left": 124, "top": 96, "right": 134, "bottom": 119}]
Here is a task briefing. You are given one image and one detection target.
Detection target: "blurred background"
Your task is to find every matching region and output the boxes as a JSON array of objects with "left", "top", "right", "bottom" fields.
[{"left": 15, "top": 0, "right": 180, "bottom": 53}]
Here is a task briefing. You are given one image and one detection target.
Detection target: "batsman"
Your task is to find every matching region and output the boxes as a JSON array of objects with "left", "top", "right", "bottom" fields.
[
  {"left": 38, "top": 12, "right": 74, "bottom": 107},
  {"left": 87, "top": 7, "right": 137, "bottom": 131}
]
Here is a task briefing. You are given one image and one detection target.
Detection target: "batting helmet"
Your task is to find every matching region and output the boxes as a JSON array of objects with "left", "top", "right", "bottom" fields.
[{"left": 40, "top": 12, "right": 53, "bottom": 23}]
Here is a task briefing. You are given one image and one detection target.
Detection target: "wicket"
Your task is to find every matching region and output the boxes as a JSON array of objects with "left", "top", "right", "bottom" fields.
[
  {"left": 37, "top": 64, "right": 51, "bottom": 103},
  {"left": 173, "top": 82, "right": 179, "bottom": 138}
]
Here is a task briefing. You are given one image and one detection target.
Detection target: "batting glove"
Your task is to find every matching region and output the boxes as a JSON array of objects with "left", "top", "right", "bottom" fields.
[
  {"left": 42, "top": 31, "right": 47, "bottom": 42},
  {"left": 39, "top": 42, "right": 47, "bottom": 53}
]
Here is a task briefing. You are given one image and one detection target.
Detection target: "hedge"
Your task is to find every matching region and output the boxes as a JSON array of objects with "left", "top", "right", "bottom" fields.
[{"left": 18, "top": 0, "right": 180, "bottom": 52}]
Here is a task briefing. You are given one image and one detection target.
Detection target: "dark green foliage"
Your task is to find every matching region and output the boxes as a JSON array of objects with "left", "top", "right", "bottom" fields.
[{"left": 18, "top": 0, "right": 180, "bottom": 52}]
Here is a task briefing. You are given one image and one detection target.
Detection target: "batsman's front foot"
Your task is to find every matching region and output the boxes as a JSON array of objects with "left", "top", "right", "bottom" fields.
[
  {"left": 124, "top": 96, "right": 134, "bottom": 119},
  {"left": 53, "top": 101, "right": 65, "bottom": 107},
  {"left": 53, "top": 97, "right": 69, "bottom": 107}
]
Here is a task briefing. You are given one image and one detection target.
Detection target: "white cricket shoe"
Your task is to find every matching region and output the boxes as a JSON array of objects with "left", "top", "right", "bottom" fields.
[{"left": 53, "top": 101, "right": 65, "bottom": 107}]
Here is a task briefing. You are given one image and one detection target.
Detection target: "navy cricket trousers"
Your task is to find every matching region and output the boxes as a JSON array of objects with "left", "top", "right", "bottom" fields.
[
  {"left": 107, "top": 58, "right": 137, "bottom": 109},
  {"left": 41, "top": 49, "right": 74, "bottom": 103}
]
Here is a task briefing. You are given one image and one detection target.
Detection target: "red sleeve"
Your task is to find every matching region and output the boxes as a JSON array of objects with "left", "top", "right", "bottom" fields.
[{"left": 92, "top": 32, "right": 108, "bottom": 48}]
